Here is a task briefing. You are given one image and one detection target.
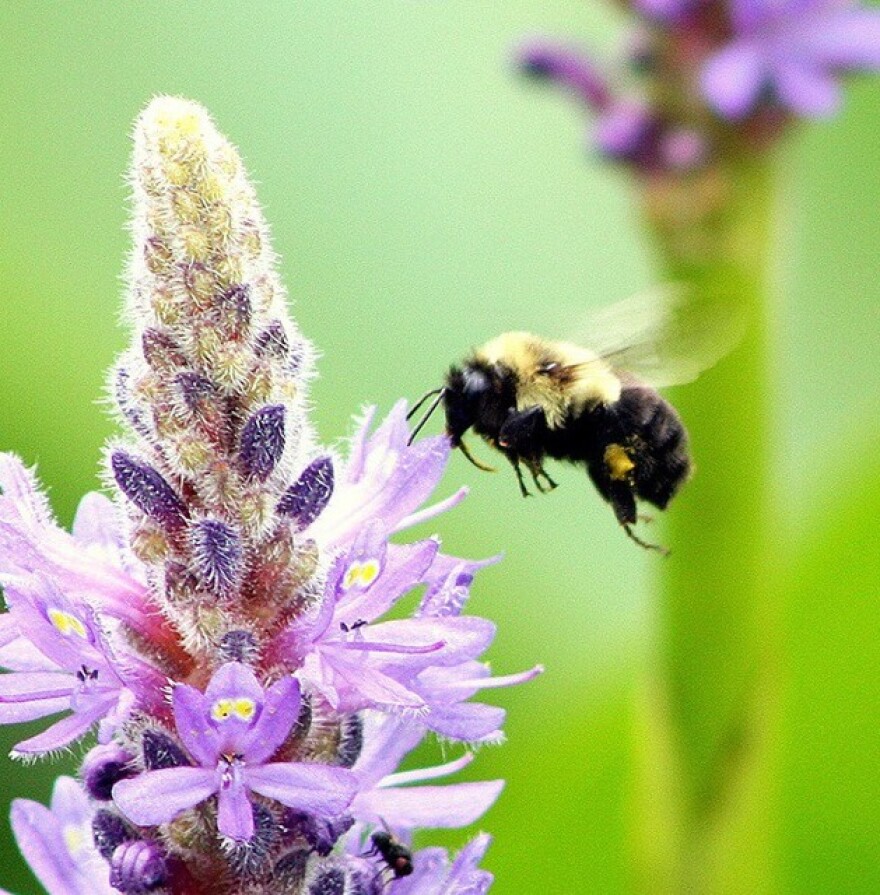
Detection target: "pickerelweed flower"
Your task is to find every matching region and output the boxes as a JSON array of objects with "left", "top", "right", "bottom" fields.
[
  {"left": 0, "top": 97, "right": 539, "bottom": 893},
  {"left": 518, "top": 0, "right": 880, "bottom": 175}
]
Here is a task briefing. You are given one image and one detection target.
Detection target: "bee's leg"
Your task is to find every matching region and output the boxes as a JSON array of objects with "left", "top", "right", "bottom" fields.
[
  {"left": 524, "top": 457, "right": 557, "bottom": 493},
  {"left": 622, "top": 523, "right": 670, "bottom": 556},
  {"left": 507, "top": 455, "right": 532, "bottom": 498},
  {"left": 610, "top": 487, "right": 668, "bottom": 554}
]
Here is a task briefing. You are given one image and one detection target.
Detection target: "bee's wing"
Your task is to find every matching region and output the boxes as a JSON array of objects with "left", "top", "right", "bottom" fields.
[{"left": 570, "top": 285, "right": 745, "bottom": 387}]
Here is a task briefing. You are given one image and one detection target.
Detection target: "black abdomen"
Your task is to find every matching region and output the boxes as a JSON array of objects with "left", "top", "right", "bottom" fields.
[
  {"left": 545, "top": 382, "right": 691, "bottom": 522},
  {"left": 614, "top": 383, "right": 691, "bottom": 509}
]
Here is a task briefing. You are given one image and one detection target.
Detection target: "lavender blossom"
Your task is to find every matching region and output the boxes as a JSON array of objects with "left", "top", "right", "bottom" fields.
[
  {"left": 701, "top": 0, "right": 880, "bottom": 118},
  {"left": 0, "top": 97, "right": 538, "bottom": 893},
  {"left": 518, "top": 0, "right": 880, "bottom": 176},
  {"left": 6, "top": 777, "right": 114, "bottom": 895},
  {"left": 112, "top": 663, "right": 357, "bottom": 842}
]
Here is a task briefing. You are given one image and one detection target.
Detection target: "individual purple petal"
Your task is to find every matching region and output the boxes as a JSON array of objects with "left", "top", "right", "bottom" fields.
[
  {"left": 353, "top": 714, "right": 425, "bottom": 787},
  {"left": 240, "top": 675, "right": 301, "bottom": 764},
  {"left": 445, "top": 832, "right": 493, "bottom": 893},
  {"left": 111, "top": 451, "right": 188, "bottom": 528},
  {"left": 245, "top": 762, "right": 357, "bottom": 818},
  {"left": 217, "top": 762, "right": 255, "bottom": 841},
  {"left": 352, "top": 780, "right": 504, "bottom": 829},
  {"left": 517, "top": 40, "right": 611, "bottom": 108},
  {"left": 0, "top": 670, "right": 75, "bottom": 703},
  {"left": 12, "top": 696, "right": 116, "bottom": 756},
  {"left": 362, "top": 617, "right": 495, "bottom": 669},
  {"left": 393, "top": 486, "right": 468, "bottom": 533},
  {"left": 594, "top": 101, "right": 652, "bottom": 159},
  {"left": 11, "top": 781, "right": 114, "bottom": 895},
  {"left": 0, "top": 693, "right": 71, "bottom": 724},
  {"left": 800, "top": 10, "right": 880, "bottom": 67},
  {"left": 419, "top": 701, "right": 507, "bottom": 742},
  {"left": 71, "top": 492, "right": 125, "bottom": 558},
  {"left": 112, "top": 766, "right": 217, "bottom": 826},
  {"left": 380, "top": 752, "right": 475, "bottom": 787},
  {"left": 701, "top": 42, "right": 767, "bottom": 119},
  {"left": 774, "top": 59, "right": 842, "bottom": 116},
  {"left": 307, "top": 650, "right": 426, "bottom": 711},
  {"left": 171, "top": 683, "right": 219, "bottom": 766},
  {"left": 633, "top": 0, "right": 696, "bottom": 21},
  {"left": 277, "top": 456, "right": 335, "bottom": 530},
  {"left": 239, "top": 405, "right": 286, "bottom": 481}
]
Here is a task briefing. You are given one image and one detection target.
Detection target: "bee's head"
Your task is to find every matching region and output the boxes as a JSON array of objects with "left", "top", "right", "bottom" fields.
[{"left": 443, "top": 363, "right": 492, "bottom": 446}]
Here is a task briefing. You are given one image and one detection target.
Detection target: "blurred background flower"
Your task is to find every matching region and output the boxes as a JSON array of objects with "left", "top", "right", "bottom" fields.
[{"left": 0, "top": 3, "right": 878, "bottom": 893}]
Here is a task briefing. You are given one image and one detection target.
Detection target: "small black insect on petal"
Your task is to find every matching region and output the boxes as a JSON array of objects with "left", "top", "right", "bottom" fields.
[
  {"left": 276, "top": 456, "right": 334, "bottom": 531},
  {"left": 141, "top": 728, "right": 192, "bottom": 771},
  {"left": 239, "top": 405, "right": 286, "bottom": 481},
  {"left": 111, "top": 452, "right": 188, "bottom": 528}
]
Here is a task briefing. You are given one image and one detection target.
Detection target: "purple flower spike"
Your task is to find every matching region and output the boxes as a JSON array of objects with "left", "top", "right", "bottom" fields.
[
  {"left": 702, "top": 0, "right": 880, "bottom": 119},
  {"left": 9, "top": 776, "right": 116, "bottom": 895},
  {"left": 239, "top": 405, "right": 286, "bottom": 481},
  {"left": 111, "top": 451, "right": 188, "bottom": 528},
  {"left": 190, "top": 518, "right": 242, "bottom": 596},
  {"left": 277, "top": 456, "right": 335, "bottom": 531},
  {"left": 113, "top": 663, "right": 358, "bottom": 842}
]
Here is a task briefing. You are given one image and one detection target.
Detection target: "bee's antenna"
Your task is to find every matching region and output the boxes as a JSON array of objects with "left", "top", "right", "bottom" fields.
[
  {"left": 407, "top": 388, "right": 446, "bottom": 446},
  {"left": 406, "top": 388, "right": 443, "bottom": 421},
  {"left": 458, "top": 437, "right": 497, "bottom": 473}
]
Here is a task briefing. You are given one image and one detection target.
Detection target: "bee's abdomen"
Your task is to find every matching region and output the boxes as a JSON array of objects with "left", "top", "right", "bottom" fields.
[{"left": 615, "top": 383, "right": 691, "bottom": 509}]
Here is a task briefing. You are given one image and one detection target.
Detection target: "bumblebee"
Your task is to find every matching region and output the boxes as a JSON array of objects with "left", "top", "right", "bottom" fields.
[{"left": 409, "top": 289, "right": 741, "bottom": 552}]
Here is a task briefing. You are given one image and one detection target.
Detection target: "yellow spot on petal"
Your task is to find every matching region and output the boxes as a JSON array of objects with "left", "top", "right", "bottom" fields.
[
  {"left": 63, "top": 823, "right": 86, "bottom": 856},
  {"left": 47, "top": 608, "right": 88, "bottom": 640},
  {"left": 343, "top": 559, "right": 380, "bottom": 591},
  {"left": 211, "top": 697, "right": 256, "bottom": 722}
]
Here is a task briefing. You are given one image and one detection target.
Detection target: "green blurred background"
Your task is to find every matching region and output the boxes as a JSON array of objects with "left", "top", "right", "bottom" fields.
[{"left": 1, "top": 2, "right": 878, "bottom": 892}]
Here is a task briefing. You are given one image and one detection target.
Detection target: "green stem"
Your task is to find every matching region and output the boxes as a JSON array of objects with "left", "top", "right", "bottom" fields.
[{"left": 632, "top": 157, "right": 781, "bottom": 893}]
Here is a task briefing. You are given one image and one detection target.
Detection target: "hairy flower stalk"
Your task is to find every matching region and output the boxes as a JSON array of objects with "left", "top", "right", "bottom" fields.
[
  {"left": 0, "top": 97, "right": 539, "bottom": 894},
  {"left": 517, "top": 4, "right": 880, "bottom": 894}
]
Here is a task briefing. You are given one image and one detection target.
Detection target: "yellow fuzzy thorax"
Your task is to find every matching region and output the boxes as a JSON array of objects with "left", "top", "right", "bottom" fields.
[{"left": 475, "top": 332, "right": 621, "bottom": 428}]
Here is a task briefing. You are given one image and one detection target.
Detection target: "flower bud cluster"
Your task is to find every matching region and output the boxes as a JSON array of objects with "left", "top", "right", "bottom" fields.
[
  {"left": 519, "top": 0, "right": 880, "bottom": 174},
  {"left": 0, "top": 98, "right": 540, "bottom": 894}
]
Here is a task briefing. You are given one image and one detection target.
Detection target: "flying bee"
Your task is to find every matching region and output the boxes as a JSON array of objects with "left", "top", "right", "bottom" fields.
[
  {"left": 365, "top": 829, "right": 414, "bottom": 879},
  {"left": 408, "top": 289, "right": 742, "bottom": 553}
]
